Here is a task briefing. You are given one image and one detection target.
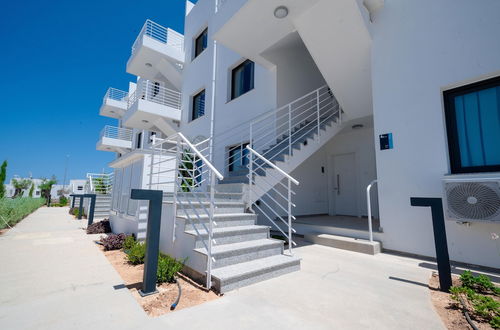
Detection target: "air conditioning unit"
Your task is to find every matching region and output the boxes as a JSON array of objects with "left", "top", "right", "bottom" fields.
[{"left": 443, "top": 176, "right": 500, "bottom": 222}]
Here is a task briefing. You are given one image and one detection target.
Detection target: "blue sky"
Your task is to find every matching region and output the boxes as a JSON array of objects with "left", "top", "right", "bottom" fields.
[{"left": 0, "top": 0, "right": 191, "bottom": 183}]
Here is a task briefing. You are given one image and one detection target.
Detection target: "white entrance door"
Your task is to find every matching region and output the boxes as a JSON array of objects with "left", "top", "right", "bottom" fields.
[{"left": 331, "top": 153, "right": 358, "bottom": 216}]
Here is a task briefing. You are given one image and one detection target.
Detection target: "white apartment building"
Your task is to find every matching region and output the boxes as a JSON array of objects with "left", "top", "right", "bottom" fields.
[{"left": 96, "top": 0, "right": 500, "bottom": 292}]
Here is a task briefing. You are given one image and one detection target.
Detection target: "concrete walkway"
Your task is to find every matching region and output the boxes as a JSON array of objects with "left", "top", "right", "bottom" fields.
[{"left": 0, "top": 207, "right": 444, "bottom": 329}]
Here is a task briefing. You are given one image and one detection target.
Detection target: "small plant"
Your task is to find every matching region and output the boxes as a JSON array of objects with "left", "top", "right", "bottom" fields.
[
  {"left": 100, "top": 233, "right": 127, "bottom": 251},
  {"left": 126, "top": 241, "right": 146, "bottom": 265},
  {"left": 156, "top": 254, "right": 184, "bottom": 283},
  {"left": 86, "top": 219, "right": 111, "bottom": 234},
  {"left": 451, "top": 271, "right": 500, "bottom": 328},
  {"left": 59, "top": 196, "right": 68, "bottom": 206},
  {"left": 123, "top": 235, "right": 136, "bottom": 250}
]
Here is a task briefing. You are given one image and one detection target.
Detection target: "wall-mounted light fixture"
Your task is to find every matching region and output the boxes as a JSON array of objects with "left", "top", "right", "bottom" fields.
[{"left": 274, "top": 6, "right": 288, "bottom": 19}]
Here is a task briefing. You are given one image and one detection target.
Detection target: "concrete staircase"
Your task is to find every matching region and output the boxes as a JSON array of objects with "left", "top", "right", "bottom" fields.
[
  {"left": 176, "top": 192, "right": 300, "bottom": 294},
  {"left": 93, "top": 194, "right": 112, "bottom": 220}
]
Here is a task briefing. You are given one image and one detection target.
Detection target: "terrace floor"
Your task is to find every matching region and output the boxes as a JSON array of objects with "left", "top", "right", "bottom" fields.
[{"left": 0, "top": 207, "right": 446, "bottom": 329}]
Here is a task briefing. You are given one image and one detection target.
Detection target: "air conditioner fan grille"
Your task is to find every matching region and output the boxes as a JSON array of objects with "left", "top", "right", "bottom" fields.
[{"left": 446, "top": 182, "right": 500, "bottom": 220}]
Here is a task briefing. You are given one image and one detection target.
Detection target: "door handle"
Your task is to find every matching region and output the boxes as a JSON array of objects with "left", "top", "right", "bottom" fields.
[{"left": 334, "top": 174, "right": 340, "bottom": 195}]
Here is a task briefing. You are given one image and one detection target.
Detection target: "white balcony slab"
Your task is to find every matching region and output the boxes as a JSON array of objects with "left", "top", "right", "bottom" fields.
[{"left": 99, "top": 98, "right": 127, "bottom": 119}]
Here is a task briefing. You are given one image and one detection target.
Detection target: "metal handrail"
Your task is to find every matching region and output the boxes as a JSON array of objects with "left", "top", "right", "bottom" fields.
[
  {"left": 148, "top": 133, "right": 224, "bottom": 289},
  {"left": 86, "top": 173, "right": 114, "bottom": 195},
  {"left": 127, "top": 80, "right": 182, "bottom": 110},
  {"left": 366, "top": 179, "right": 378, "bottom": 242},
  {"left": 100, "top": 126, "right": 133, "bottom": 141},
  {"left": 246, "top": 146, "right": 299, "bottom": 185},
  {"left": 132, "top": 19, "right": 184, "bottom": 55},
  {"left": 246, "top": 146, "right": 299, "bottom": 255},
  {"left": 104, "top": 87, "right": 128, "bottom": 102}
]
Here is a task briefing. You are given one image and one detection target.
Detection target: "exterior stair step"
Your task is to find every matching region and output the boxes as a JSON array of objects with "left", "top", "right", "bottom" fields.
[
  {"left": 211, "top": 254, "right": 300, "bottom": 293},
  {"left": 304, "top": 233, "right": 382, "bottom": 255},
  {"left": 179, "top": 213, "right": 256, "bottom": 230},
  {"left": 194, "top": 238, "right": 284, "bottom": 269},
  {"left": 173, "top": 201, "right": 246, "bottom": 215},
  {"left": 185, "top": 225, "right": 269, "bottom": 248}
]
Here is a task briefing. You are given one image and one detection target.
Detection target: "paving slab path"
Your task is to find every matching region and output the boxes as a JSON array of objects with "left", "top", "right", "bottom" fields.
[{"left": 0, "top": 206, "right": 445, "bottom": 329}]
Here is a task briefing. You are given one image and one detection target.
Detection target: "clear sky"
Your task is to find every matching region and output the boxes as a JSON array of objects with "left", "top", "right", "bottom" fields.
[{"left": 0, "top": 0, "right": 192, "bottom": 183}]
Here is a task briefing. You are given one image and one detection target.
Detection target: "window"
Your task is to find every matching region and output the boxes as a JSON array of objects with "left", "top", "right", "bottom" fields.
[
  {"left": 77, "top": 186, "right": 83, "bottom": 191},
  {"left": 228, "top": 143, "right": 250, "bottom": 173},
  {"left": 444, "top": 76, "right": 500, "bottom": 174},
  {"left": 231, "top": 60, "right": 254, "bottom": 100},
  {"left": 192, "top": 89, "right": 205, "bottom": 121},
  {"left": 149, "top": 131, "right": 157, "bottom": 143},
  {"left": 152, "top": 82, "right": 160, "bottom": 97},
  {"left": 136, "top": 132, "right": 142, "bottom": 149},
  {"left": 194, "top": 28, "right": 208, "bottom": 59}
]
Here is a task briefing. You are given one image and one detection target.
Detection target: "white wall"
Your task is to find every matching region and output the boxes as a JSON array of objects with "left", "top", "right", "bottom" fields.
[
  {"left": 181, "top": 0, "right": 277, "bottom": 176},
  {"left": 270, "top": 123, "right": 377, "bottom": 218},
  {"left": 372, "top": 0, "right": 500, "bottom": 268}
]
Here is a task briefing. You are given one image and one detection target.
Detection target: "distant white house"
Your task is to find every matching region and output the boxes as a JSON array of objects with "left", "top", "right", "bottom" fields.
[
  {"left": 5, "top": 177, "right": 86, "bottom": 199},
  {"left": 94, "top": 0, "right": 500, "bottom": 292}
]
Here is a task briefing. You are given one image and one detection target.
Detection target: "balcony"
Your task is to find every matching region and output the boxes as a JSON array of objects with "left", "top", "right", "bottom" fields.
[
  {"left": 122, "top": 80, "right": 181, "bottom": 134},
  {"left": 127, "top": 20, "right": 184, "bottom": 87},
  {"left": 99, "top": 88, "right": 128, "bottom": 119},
  {"left": 96, "top": 126, "right": 133, "bottom": 153}
]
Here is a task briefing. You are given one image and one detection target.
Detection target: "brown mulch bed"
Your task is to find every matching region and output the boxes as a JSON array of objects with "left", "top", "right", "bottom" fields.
[
  {"left": 429, "top": 273, "right": 494, "bottom": 330},
  {"left": 101, "top": 247, "right": 219, "bottom": 317}
]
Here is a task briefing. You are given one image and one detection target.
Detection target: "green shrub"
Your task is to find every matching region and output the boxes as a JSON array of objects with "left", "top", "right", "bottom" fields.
[
  {"left": 123, "top": 235, "right": 136, "bottom": 250},
  {"left": 156, "top": 254, "right": 184, "bottom": 283},
  {"left": 126, "top": 241, "right": 146, "bottom": 265},
  {"left": 71, "top": 208, "right": 86, "bottom": 218},
  {"left": 0, "top": 198, "right": 46, "bottom": 229},
  {"left": 452, "top": 271, "right": 500, "bottom": 328},
  {"left": 59, "top": 196, "right": 68, "bottom": 206}
]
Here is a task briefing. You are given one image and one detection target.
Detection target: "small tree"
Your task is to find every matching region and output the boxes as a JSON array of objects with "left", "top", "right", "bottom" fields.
[
  {"left": 12, "top": 178, "right": 32, "bottom": 198},
  {"left": 0, "top": 160, "right": 6, "bottom": 198},
  {"left": 39, "top": 176, "right": 57, "bottom": 200},
  {"left": 28, "top": 183, "right": 35, "bottom": 197}
]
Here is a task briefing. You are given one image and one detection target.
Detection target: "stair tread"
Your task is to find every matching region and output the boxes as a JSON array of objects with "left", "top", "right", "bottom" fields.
[
  {"left": 178, "top": 213, "right": 255, "bottom": 220},
  {"left": 211, "top": 254, "right": 300, "bottom": 281},
  {"left": 185, "top": 225, "right": 268, "bottom": 236},
  {"left": 194, "top": 238, "right": 282, "bottom": 256}
]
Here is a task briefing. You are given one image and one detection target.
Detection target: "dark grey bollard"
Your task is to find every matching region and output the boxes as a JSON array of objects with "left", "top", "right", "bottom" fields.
[
  {"left": 84, "top": 194, "right": 96, "bottom": 226},
  {"left": 78, "top": 196, "right": 84, "bottom": 220},
  {"left": 410, "top": 197, "right": 452, "bottom": 292},
  {"left": 71, "top": 195, "right": 76, "bottom": 208},
  {"left": 131, "top": 189, "right": 163, "bottom": 297}
]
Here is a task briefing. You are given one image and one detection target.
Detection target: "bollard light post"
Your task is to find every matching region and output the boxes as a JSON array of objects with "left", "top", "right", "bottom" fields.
[{"left": 130, "top": 189, "right": 163, "bottom": 296}]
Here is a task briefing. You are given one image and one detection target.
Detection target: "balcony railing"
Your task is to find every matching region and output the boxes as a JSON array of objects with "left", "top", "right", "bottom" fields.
[
  {"left": 104, "top": 87, "right": 128, "bottom": 102},
  {"left": 131, "top": 19, "right": 184, "bottom": 55},
  {"left": 127, "top": 80, "right": 182, "bottom": 110},
  {"left": 100, "top": 126, "right": 133, "bottom": 141}
]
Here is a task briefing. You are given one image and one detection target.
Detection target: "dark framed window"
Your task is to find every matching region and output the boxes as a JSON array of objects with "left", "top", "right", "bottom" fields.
[
  {"left": 152, "top": 82, "right": 160, "bottom": 97},
  {"left": 194, "top": 28, "right": 208, "bottom": 59},
  {"left": 228, "top": 143, "right": 249, "bottom": 173},
  {"left": 231, "top": 60, "right": 254, "bottom": 100},
  {"left": 443, "top": 75, "right": 500, "bottom": 174},
  {"left": 136, "top": 132, "right": 142, "bottom": 149},
  {"left": 192, "top": 89, "right": 205, "bottom": 121}
]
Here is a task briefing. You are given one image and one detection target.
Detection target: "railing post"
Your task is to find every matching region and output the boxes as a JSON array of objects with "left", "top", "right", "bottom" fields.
[
  {"left": 288, "top": 104, "right": 292, "bottom": 160},
  {"left": 131, "top": 189, "right": 163, "bottom": 296},
  {"left": 316, "top": 89, "right": 321, "bottom": 142},
  {"left": 248, "top": 140, "right": 253, "bottom": 211},
  {"left": 207, "top": 170, "right": 215, "bottom": 290},
  {"left": 172, "top": 136, "right": 181, "bottom": 242},
  {"left": 287, "top": 178, "right": 292, "bottom": 255},
  {"left": 366, "top": 180, "right": 377, "bottom": 242}
]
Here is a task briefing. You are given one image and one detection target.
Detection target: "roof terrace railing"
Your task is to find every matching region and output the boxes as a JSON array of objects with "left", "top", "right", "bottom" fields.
[
  {"left": 104, "top": 87, "right": 128, "bottom": 102},
  {"left": 131, "top": 19, "right": 184, "bottom": 55},
  {"left": 100, "top": 125, "right": 133, "bottom": 141},
  {"left": 127, "top": 80, "right": 182, "bottom": 111}
]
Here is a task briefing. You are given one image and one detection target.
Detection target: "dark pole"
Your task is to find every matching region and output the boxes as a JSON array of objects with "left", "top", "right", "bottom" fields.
[
  {"left": 410, "top": 197, "right": 452, "bottom": 292},
  {"left": 131, "top": 189, "right": 163, "bottom": 297},
  {"left": 71, "top": 195, "right": 76, "bottom": 208},
  {"left": 78, "top": 196, "right": 84, "bottom": 220},
  {"left": 84, "top": 194, "right": 96, "bottom": 226}
]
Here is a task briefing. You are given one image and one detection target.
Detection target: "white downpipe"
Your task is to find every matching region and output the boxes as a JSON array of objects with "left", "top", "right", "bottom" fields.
[{"left": 366, "top": 179, "right": 378, "bottom": 242}]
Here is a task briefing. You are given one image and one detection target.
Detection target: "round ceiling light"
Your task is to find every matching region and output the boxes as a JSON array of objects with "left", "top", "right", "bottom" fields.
[
  {"left": 274, "top": 6, "right": 288, "bottom": 19},
  {"left": 110, "top": 110, "right": 115, "bottom": 113},
  {"left": 145, "top": 63, "right": 152, "bottom": 67},
  {"left": 142, "top": 119, "right": 149, "bottom": 123},
  {"left": 352, "top": 124, "right": 364, "bottom": 129}
]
